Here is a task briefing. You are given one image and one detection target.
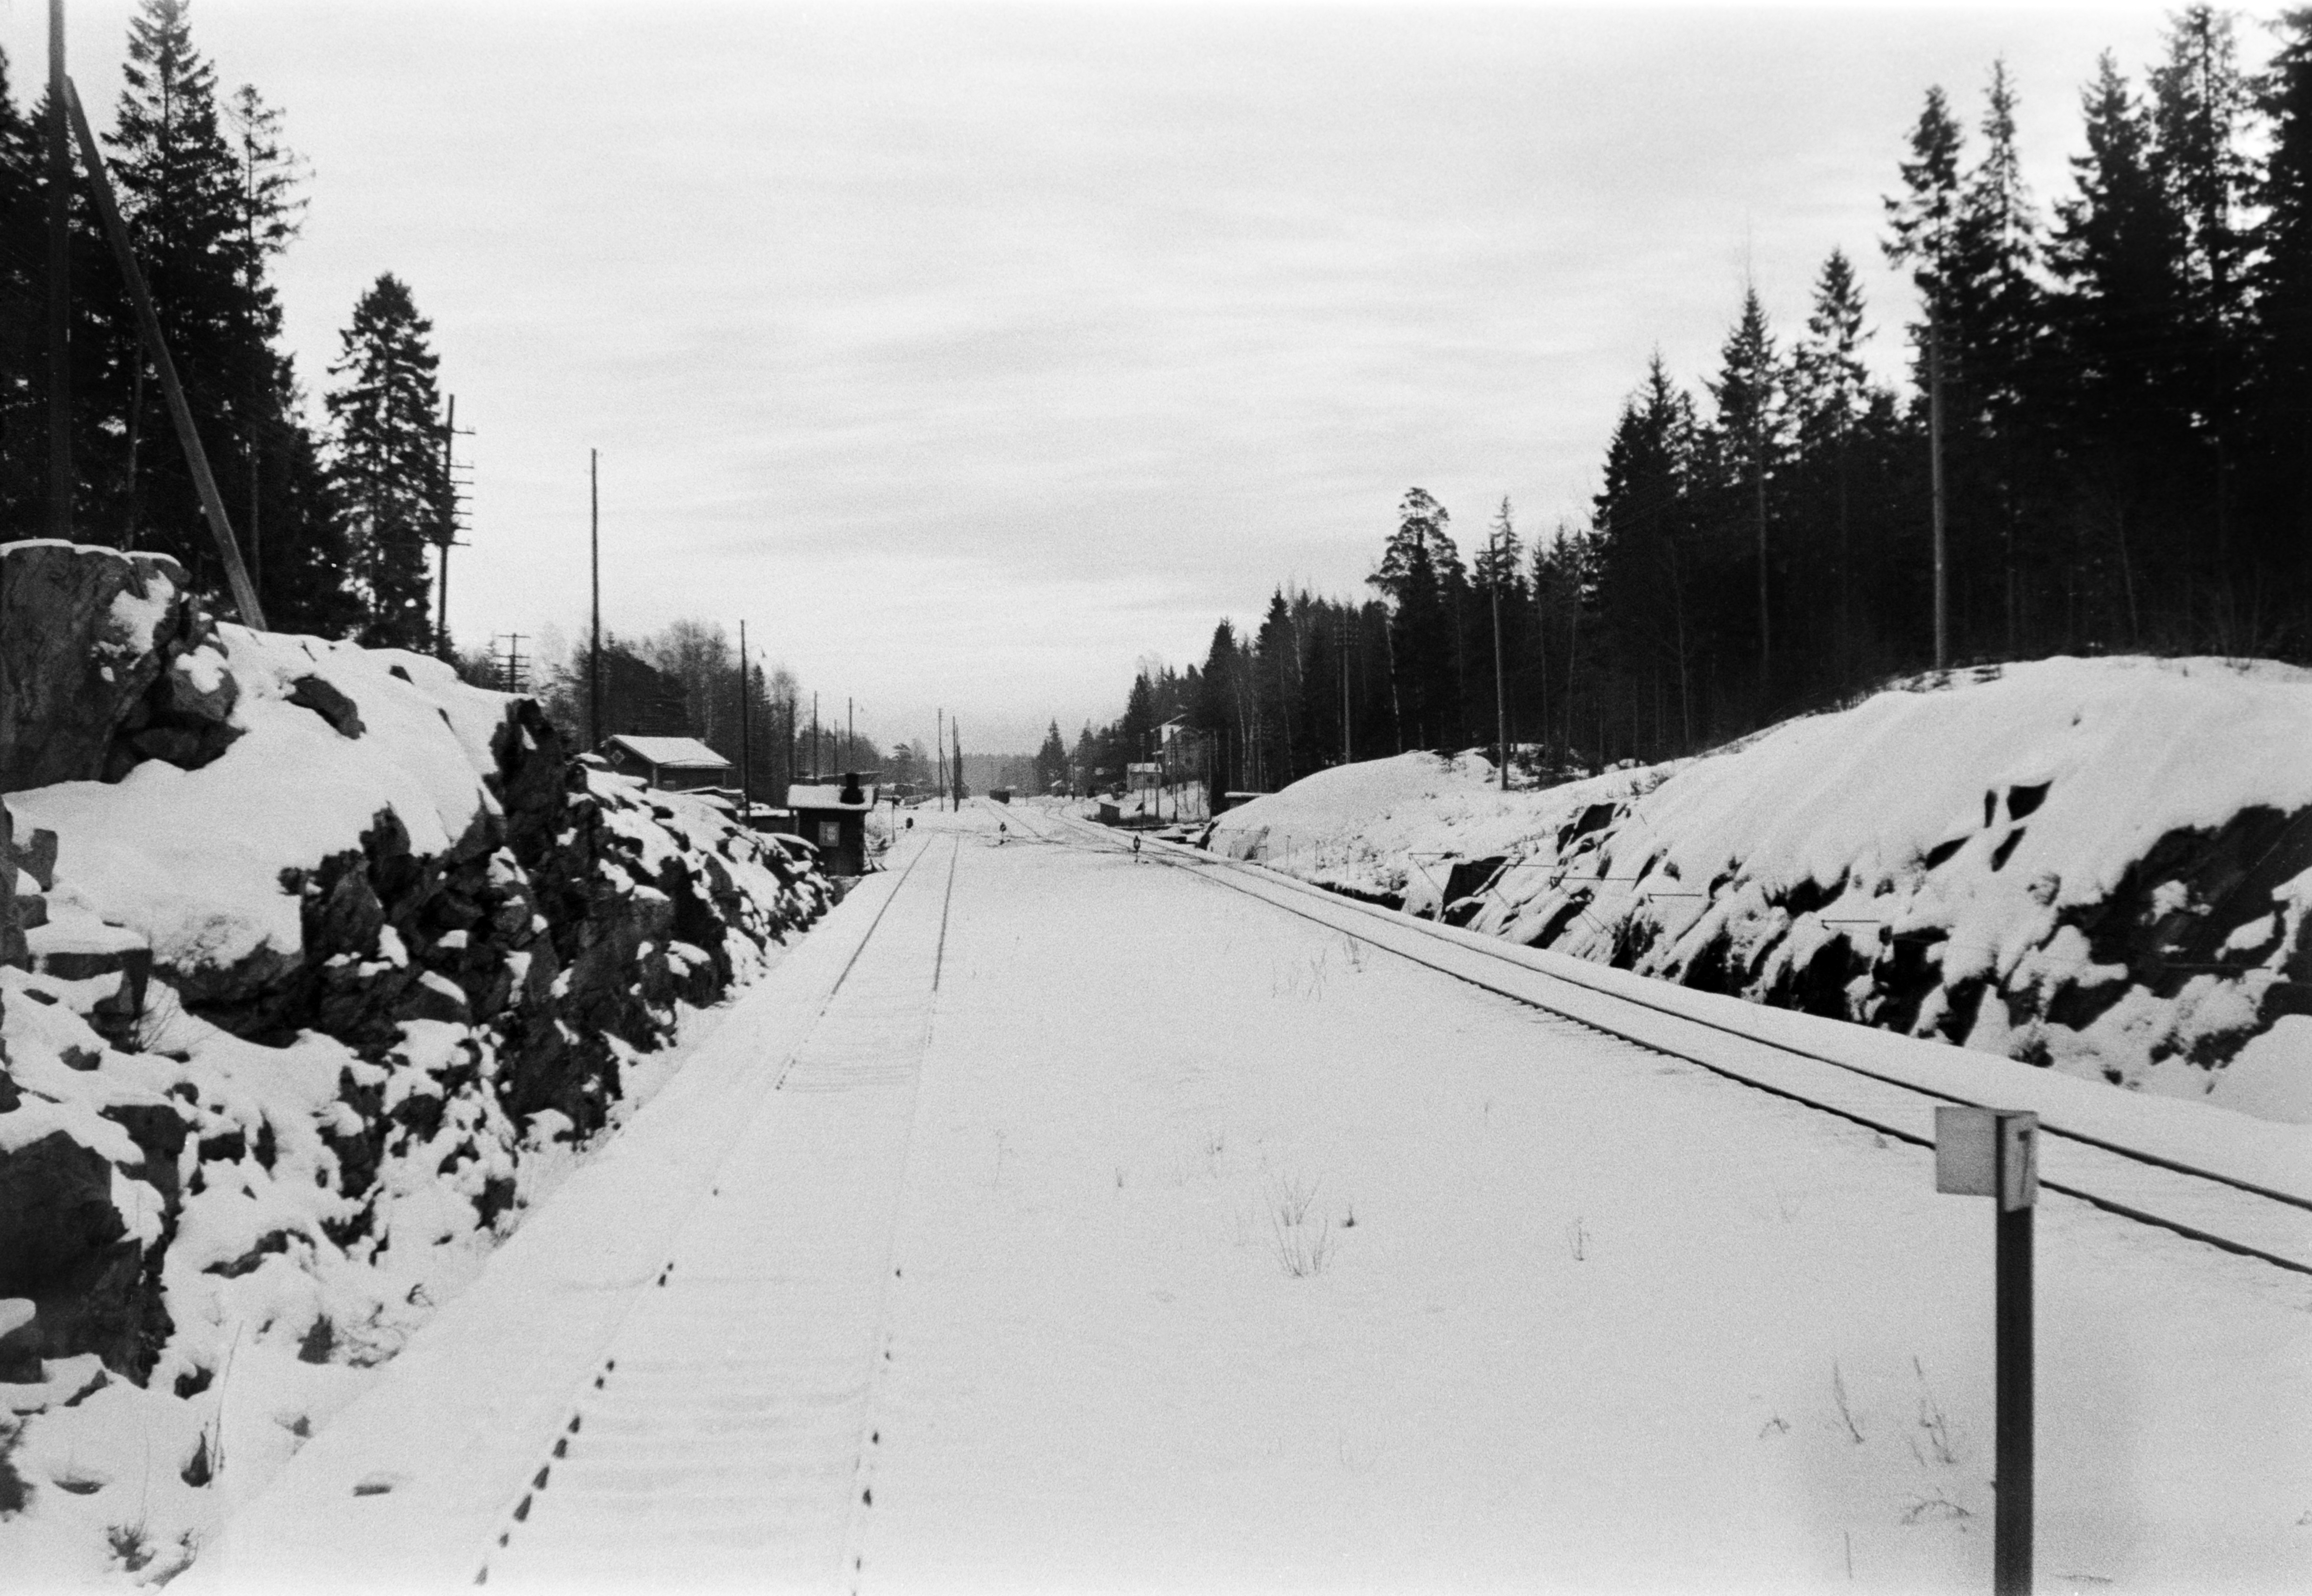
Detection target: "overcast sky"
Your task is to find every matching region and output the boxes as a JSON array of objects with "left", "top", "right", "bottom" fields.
[{"left": 5, "top": 0, "right": 2243, "bottom": 753}]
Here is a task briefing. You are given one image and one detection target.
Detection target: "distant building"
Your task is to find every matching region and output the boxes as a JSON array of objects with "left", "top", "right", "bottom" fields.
[
  {"left": 784, "top": 772, "right": 876, "bottom": 876},
  {"left": 600, "top": 734, "right": 733, "bottom": 793},
  {"left": 988, "top": 787, "right": 1011, "bottom": 804}
]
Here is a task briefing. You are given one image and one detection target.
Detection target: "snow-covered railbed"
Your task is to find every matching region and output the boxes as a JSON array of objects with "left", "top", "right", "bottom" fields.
[
  {"left": 201, "top": 807, "right": 2310, "bottom": 1591},
  {"left": 1040, "top": 806, "right": 2312, "bottom": 1277}
]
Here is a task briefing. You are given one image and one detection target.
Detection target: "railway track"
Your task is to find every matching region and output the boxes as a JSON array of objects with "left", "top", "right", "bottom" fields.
[
  {"left": 1002, "top": 801, "right": 2312, "bottom": 1280},
  {"left": 474, "top": 833, "right": 960, "bottom": 1589}
]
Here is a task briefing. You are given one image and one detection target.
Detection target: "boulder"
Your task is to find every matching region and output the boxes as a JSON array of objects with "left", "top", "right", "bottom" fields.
[
  {"left": 0, "top": 1133, "right": 125, "bottom": 1294},
  {"left": 287, "top": 675, "right": 364, "bottom": 739},
  {"left": 0, "top": 542, "right": 191, "bottom": 792}
]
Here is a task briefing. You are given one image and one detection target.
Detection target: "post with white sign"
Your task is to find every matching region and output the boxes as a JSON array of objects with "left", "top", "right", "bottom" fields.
[{"left": 1935, "top": 1106, "right": 2037, "bottom": 1596}]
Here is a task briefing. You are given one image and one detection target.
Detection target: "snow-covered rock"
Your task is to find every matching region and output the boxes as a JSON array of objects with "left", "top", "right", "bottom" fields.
[
  {"left": 1214, "top": 656, "right": 2312, "bottom": 1123},
  {"left": 0, "top": 540, "right": 833, "bottom": 1583}
]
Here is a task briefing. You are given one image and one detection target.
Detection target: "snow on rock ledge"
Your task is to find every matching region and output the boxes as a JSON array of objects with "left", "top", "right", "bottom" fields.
[
  {"left": 0, "top": 541, "right": 832, "bottom": 1584},
  {"left": 1214, "top": 657, "right": 2312, "bottom": 1125}
]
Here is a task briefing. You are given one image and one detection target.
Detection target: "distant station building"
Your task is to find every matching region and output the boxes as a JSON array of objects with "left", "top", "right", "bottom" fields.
[
  {"left": 784, "top": 772, "right": 876, "bottom": 876},
  {"left": 600, "top": 734, "right": 733, "bottom": 794},
  {"left": 987, "top": 787, "right": 1012, "bottom": 805}
]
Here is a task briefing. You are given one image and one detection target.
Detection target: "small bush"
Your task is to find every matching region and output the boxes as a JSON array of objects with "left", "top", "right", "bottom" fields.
[{"left": 108, "top": 1522, "right": 153, "bottom": 1573}]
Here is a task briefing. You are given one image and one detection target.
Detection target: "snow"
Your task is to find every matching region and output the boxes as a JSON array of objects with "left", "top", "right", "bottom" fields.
[
  {"left": 1212, "top": 657, "right": 2312, "bottom": 1119},
  {"left": 100, "top": 570, "right": 178, "bottom": 662},
  {"left": 188, "top": 809, "right": 2311, "bottom": 1593},
  {"left": 9, "top": 627, "right": 508, "bottom": 986},
  {"left": 2213, "top": 1016, "right": 2312, "bottom": 1124}
]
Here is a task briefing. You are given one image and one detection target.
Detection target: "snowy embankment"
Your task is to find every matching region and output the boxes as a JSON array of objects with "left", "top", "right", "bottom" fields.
[
  {"left": 1213, "top": 657, "right": 2312, "bottom": 1125},
  {"left": 0, "top": 541, "right": 829, "bottom": 1585}
]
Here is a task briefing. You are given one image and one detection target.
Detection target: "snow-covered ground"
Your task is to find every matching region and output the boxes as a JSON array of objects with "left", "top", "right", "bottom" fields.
[
  {"left": 184, "top": 805, "right": 2310, "bottom": 1593},
  {"left": 1212, "top": 658, "right": 2312, "bottom": 1125}
]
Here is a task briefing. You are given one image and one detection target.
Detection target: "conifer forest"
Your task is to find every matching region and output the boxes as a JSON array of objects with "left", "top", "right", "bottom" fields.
[{"left": 1083, "top": 7, "right": 2312, "bottom": 795}]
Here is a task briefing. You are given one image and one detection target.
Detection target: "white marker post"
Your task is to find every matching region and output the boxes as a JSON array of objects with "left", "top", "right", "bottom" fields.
[{"left": 1935, "top": 1106, "right": 2037, "bottom": 1596}]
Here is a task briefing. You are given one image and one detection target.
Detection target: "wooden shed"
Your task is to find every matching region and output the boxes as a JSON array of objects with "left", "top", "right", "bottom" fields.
[
  {"left": 600, "top": 734, "right": 733, "bottom": 794},
  {"left": 784, "top": 773, "right": 876, "bottom": 876}
]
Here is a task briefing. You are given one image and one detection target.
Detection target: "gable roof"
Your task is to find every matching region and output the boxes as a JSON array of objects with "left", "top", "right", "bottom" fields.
[
  {"left": 604, "top": 734, "right": 730, "bottom": 770},
  {"left": 786, "top": 782, "right": 875, "bottom": 811}
]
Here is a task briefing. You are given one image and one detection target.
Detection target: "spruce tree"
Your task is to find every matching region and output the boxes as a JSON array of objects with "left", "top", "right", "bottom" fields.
[
  {"left": 1033, "top": 720, "right": 1068, "bottom": 793},
  {"left": 1954, "top": 61, "right": 2046, "bottom": 654},
  {"left": 327, "top": 273, "right": 446, "bottom": 650},
  {"left": 1885, "top": 85, "right": 1966, "bottom": 309},
  {"left": 104, "top": 0, "right": 248, "bottom": 574},
  {"left": 1706, "top": 288, "right": 1786, "bottom": 685},
  {"left": 0, "top": 46, "right": 45, "bottom": 530},
  {"left": 2252, "top": 9, "right": 2312, "bottom": 564},
  {"left": 1795, "top": 250, "right": 1873, "bottom": 680},
  {"left": 1254, "top": 589, "right": 1299, "bottom": 784}
]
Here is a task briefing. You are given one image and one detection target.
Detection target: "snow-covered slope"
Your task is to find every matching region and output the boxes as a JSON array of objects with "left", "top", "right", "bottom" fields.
[
  {"left": 1213, "top": 657, "right": 2312, "bottom": 1124},
  {"left": 0, "top": 575, "right": 831, "bottom": 1586}
]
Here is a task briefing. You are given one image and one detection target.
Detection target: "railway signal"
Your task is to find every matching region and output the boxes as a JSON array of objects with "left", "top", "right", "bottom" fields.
[{"left": 1935, "top": 1106, "right": 2037, "bottom": 1596}]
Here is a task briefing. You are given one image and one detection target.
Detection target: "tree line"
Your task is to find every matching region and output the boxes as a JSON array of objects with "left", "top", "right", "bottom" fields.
[
  {"left": 511, "top": 620, "right": 883, "bottom": 807},
  {"left": 0, "top": 0, "right": 453, "bottom": 648},
  {"left": 1076, "top": 6, "right": 2312, "bottom": 791}
]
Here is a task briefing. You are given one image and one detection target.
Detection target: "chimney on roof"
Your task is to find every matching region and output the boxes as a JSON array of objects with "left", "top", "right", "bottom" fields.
[{"left": 840, "top": 771, "right": 863, "bottom": 805}]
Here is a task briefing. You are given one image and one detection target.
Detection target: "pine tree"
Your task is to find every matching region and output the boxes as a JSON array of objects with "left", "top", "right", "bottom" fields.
[
  {"left": 327, "top": 273, "right": 446, "bottom": 650},
  {"left": 1370, "top": 489, "right": 1458, "bottom": 751}
]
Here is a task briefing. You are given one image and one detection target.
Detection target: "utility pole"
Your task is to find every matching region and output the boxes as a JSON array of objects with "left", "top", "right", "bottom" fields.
[
  {"left": 936, "top": 709, "right": 945, "bottom": 809},
  {"left": 434, "top": 394, "right": 472, "bottom": 660},
  {"left": 847, "top": 696, "right": 854, "bottom": 774},
  {"left": 589, "top": 448, "right": 601, "bottom": 750},
  {"left": 739, "top": 620, "right": 751, "bottom": 821},
  {"left": 493, "top": 633, "right": 528, "bottom": 694},
  {"left": 1492, "top": 579, "right": 1507, "bottom": 792},
  {"left": 811, "top": 692, "right": 820, "bottom": 782},
  {"left": 47, "top": 0, "right": 70, "bottom": 542},
  {"left": 1340, "top": 610, "right": 1352, "bottom": 766},
  {"left": 1930, "top": 306, "right": 1948, "bottom": 672}
]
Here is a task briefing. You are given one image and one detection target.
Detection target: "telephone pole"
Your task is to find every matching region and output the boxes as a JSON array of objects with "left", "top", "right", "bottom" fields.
[
  {"left": 1492, "top": 579, "right": 1508, "bottom": 792},
  {"left": 434, "top": 394, "right": 472, "bottom": 660},
  {"left": 493, "top": 633, "right": 528, "bottom": 694},
  {"left": 739, "top": 620, "right": 751, "bottom": 819},
  {"left": 1930, "top": 306, "right": 1948, "bottom": 672},
  {"left": 47, "top": 0, "right": 70, "bottom": 542},
  {"left": 589, "top": 449, "right": 601, "bottom": 750},
  {"left": 1339, "top": 610, "right": 1352, "bottom": 766}
]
